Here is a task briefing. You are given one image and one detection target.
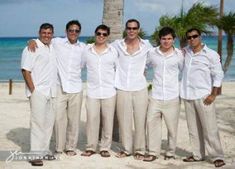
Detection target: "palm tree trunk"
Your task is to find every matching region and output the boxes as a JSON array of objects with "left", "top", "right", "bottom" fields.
[
  {"left": 217, "top": 0, "right": 224, "bottom": 95},
  {"left": 223, "top": 34, "right": 234, "bottom": 73},
  {"left": 101, "top": 0, "right": 124, "bottom": 142},
  {"left": 102, "top": 0, "right": 124, "bottom": 42},
  {"left": 217, "top": 0, "right": 224, "bottom": 57}
]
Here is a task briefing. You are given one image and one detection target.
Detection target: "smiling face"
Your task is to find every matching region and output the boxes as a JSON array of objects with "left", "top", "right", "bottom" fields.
[
  {"left": 95, "top": 29, "right": 108, "bottom": 45},
  {"left": 39, "top": 28, "right": 53, "bottom": 45},
  {"left": 160, "top": 34, "right": 174, "bottom": 51},
  {"left": 125, "top": 21, "right": 140, "bottom": 40},
  {"left": 66, "top": 24, "right": 80, "bottom": 44}
]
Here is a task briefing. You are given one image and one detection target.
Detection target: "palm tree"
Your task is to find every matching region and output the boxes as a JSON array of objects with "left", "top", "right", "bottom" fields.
[
  {"left": 217, "top": 12, "right": 235, "bottom": 73},
  {"left": 152, "top": 2, "right": 219, "bottom": 48},
  {"left": 102, "top": 0, "right": 124, "bottom": 42}
]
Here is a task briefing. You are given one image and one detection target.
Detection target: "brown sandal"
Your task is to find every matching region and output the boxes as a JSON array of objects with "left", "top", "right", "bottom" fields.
[
  {"left": 143, "top": 155, "right": 157, "bottom": 162},
  {"left": 29, "top": 159, "right": 43, "bottom": 166},
  {"left": 183, "top": 156, "right": 202, "bottom": 162},
  {"left": 65, "top": 150, "right": 77, "bottom": 156},
  {"left": 115, "top": 151, "right": 131, "bottom": 158},
  {"left": 164, "top": 155, "right": 175, "bottom": 160},
  {"left": 81, "top": 150, "right": 96, "bottom": 157},
  {"left": 100, "top": 150, "right": 111, "bottom": 157},
  {"left": 214, "top": 159, "right": 225, "bottom": 168},
  {"left": 134, "top": 153, "right": 145, "bottom": 160}
]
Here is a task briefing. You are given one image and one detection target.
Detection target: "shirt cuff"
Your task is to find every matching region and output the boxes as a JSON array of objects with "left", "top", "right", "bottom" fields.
[{"left": 213, "top": 80, "right": 222, "bottom": 87}]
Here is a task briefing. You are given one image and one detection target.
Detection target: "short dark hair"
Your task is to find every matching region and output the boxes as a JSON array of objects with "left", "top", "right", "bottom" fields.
[
  {"left": 39, "top": 23, "right": 54, "bottom": 33},
  {"left": 158, "top": 27, "right": 176, "bottom": 39},
  {"left": 95, "top": 24, "right": 110, "bottom": 35},
  {"left": 186, "top": 28, "right": 201, "bottom": 36},
  {"left": 66, "top": 20, "right": 81, "bottom": 31},
  {"left": 125, "top": 19, "right": 140, "bottom": 29}
]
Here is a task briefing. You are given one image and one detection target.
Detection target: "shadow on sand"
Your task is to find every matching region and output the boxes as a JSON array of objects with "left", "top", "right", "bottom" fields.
[{"left": 6, "top": 121, "right": 88, "bottom": 153}]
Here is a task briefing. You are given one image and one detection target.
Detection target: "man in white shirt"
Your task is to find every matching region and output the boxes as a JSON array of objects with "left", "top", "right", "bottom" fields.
[
  {"left": 21, "top": 23, "right": 57, "bottom": 166},
  {"left": 144, "top": 27, "right": 184, "bottom": 162},
  {"left": 181, "top": 28, "right": 225, "bottom": 168},
  {"left": 81, "top": 25, "right": 118, "bottom": 157},
  {"left": 112, "top": 19, "right": 152, "bottom": 159},
  {"left": 28, "top": 20, "right": 85, "bottom": 156},
  {"left": 53, "top": 20, "right": 85, "bottom": 156}
]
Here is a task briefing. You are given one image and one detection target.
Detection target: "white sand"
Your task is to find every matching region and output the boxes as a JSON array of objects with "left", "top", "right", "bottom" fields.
[{"left": 0, "top": 82, "right": 235, "bottom": 169}]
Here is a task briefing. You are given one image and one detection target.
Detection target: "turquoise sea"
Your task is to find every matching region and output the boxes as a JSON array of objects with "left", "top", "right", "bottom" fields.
[{"left": 0, "top": 36, "right": 234, "bottom": 82}]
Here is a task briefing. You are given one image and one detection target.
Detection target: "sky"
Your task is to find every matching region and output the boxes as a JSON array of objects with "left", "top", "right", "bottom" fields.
[{"left": 0, "top": 0, "right": 234, "bottom": 37}]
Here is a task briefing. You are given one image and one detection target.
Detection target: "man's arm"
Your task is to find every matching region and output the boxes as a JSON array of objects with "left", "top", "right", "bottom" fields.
[
  {"left": 203, "top": 87, "right": 218, "bottom": 105},
  {"left": 22, "top": 69, "right": 35, "bottom": 93},
  {"left": 204, "top": 52, "right": 224, "bottom": 105}
]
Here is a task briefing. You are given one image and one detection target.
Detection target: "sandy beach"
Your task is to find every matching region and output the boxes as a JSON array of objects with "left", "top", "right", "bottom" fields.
[{"left": 0, "top": 82, "right": 235, "bottom": 169}]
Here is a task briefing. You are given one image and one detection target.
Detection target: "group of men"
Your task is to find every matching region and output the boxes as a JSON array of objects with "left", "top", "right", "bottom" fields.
[{"left": 21, "top": 19, "right": 225, "bottom": 168}]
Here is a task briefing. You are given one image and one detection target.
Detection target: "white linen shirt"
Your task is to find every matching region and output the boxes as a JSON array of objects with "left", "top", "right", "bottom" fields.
[
  {"left": 53, "top": 37, "right": 86, "bottom": 93},
  {"left": 21, "top": 39, "right": 57, "bottom": 97},
  {"left": 112, "top": 39, "right": 152, "bottom": 91},
  {"left": 147, "top": 47, "right": 184, "bottom": 100},
  {"left": 180, "top": 44, "right": 224, "bottom": 100},
  {"left": 82, "top": 44, "right": 118, "bottom": 99}
]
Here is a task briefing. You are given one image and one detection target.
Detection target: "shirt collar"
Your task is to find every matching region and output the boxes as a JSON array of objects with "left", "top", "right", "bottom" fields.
[
  {"left": 36, "top": 39, "right": 52, "bottom": 48},
  {"left": 155, "top": 46, "right": 180, "bottom": 57},
  {"left": 88, "top": 43, "right": 111, "bottom": 55},
  {"left": 186, "top": 43, "right": 208, "bottom": 55},
  {"left": 65, "top": 37, "right": 81, "bottom": 46},
  {"left": 118, "top": 38, "right": 145, "bottom": 55}
]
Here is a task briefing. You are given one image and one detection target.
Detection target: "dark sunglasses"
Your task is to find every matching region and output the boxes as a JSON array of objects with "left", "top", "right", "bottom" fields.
[
  {"left": 68, "top": 29, "right": 80, "bottom": 33},
  {"left": 187, "top": 34, "right": 199, "bottom": 40},
  {"left": 96, "top": 32, "right": 108, "bottom": 37},
  {"left": 126, "top": 27, "right": 139, "bottom": 30}
]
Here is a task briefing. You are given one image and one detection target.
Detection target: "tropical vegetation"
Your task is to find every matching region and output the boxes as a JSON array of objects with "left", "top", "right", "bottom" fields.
[
  {"left": 216, "top": 12, "right": 235, "bottom": 73},
  {"left": 151, "top": 2, "right": 218, "bottom": 47}
]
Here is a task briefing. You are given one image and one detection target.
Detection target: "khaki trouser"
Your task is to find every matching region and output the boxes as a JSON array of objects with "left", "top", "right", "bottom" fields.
[
  {"left": 146, "top": 97, "right": 180, "bottom": 157},
  {"left": 29, "top": 90, "right": 55, "bottom": 155},
  {"left": 116, "top": 88, "right": 148, "bottom": 155},
  {"left": 54, "top": 87, "right": 83, "bottom": 152},
  {"left": 85, "top": 95, "right": 116, "bottom": 151},
  {"left": 183, "top": 98, "right": 224, "bottom": 161}
]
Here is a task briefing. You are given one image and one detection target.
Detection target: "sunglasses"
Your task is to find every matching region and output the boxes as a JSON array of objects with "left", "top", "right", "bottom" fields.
[
  {"left": 96, "top": 32, "right": 108, "bottom": 37},
  {"left": 68, "top": 29, "right": 80, "bottom": 33},
  {"left": 187, "top": 34, "right": 199, "bottom": 40},
  {"left": 126, "top": 27, "right": 139, "bottom": 30}
]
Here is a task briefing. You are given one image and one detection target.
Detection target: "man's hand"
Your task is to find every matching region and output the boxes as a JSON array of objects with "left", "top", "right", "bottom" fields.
[
  {"left": 27, "top": 40, "right": 37, "bottom": 52},
  {"left": 203, "top": 94, "right": 216, "bottom": 105},
  {"left": 22, "top": 69, "right": 35, "bottom": 93}
]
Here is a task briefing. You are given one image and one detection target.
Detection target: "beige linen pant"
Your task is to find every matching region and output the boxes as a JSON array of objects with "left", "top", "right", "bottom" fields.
[
  {"left": 85, "top": 95, "right": 116, "bottom": 151},
  {"left": 146, "top": 97, "right": 180, "bottom": 157},
  {"left": 29, "top": 90, "right": 55, "bottom": 155},
  {"left": 116, "top": 88, "right": 148, "bottom": 155},
  {"left": 183, "top": 98, "right": 224, "bottom": 161},
  {"left": 54, "top": 87, "right": 83, "bottom": 152}
]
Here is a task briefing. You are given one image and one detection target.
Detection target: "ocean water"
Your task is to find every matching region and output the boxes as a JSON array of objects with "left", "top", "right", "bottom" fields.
[{"left": 0, "top": 36, "right": 234, "bottom": 82}]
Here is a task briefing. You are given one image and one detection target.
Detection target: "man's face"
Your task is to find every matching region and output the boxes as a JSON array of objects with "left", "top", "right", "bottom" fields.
[
  {"left": 125, "top": 22, "right": 139, "bottom": 40},
  {"left": 160, "top": 34, "right": 174, "bottom": 50},
  {"left": 66, "top": 24, "right": 80, "bottom": 43},
  {"left": 95, "top": 29, "right": 108, "bottom": 44},
  {"left": 39, "top": 28, "right": 53, "bottom": 45},
  {"left": 187, "top": 30, "right": 201, "bottom": 48}
]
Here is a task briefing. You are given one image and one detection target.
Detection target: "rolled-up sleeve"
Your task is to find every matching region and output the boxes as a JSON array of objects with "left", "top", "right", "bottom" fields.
[{"left": 210, "top": 53, "right": 224, "bottom": 87}]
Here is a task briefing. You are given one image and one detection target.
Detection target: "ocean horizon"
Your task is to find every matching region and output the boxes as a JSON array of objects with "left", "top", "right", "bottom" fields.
[{"left": 0, "top": 36, "right": 234, "bottom": 82}]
